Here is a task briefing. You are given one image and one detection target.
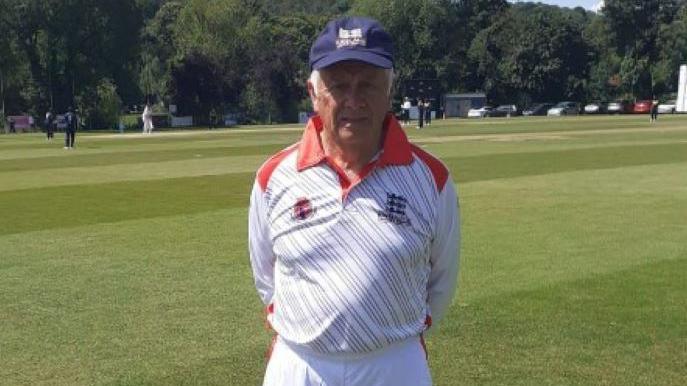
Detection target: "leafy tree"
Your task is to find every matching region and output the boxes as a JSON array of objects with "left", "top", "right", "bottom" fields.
[
  {"left": 139, "top": 1, "right": 183, "bottom": 106},
  {"left": 1, "top": 0, "right": 686, "bottom": 127},
  {"left": 602, "top": 0, "right": 686, "bottom": 97},
  {"left": 7, "top": 0, "right": 50, "bottom": 114},
  {"left": 469, "top": 4, "right": 592, "bottom": 106},
  {"left": 583, "top": 15, "right": 620, "bottom": 101},
  {"left": 169, "top": 50, "right": 226, "bottom": 120},
  {"left": 448, "top": 0, "right": 509, "bottom": 92},
  {"left": 0, "top": 0, "right": 25, "bottom": 115},
  {"left": 170, "top": 0, "right": 262, "bottom": 121},
  {"left": 238, "top": 14, "right": 324, "bottom": 122},
  {"left": 264, "top": 0, "right": 350, "bottom": 15},
  {"left": 652, "top": 4, "right": 687, "bottom": 97},
  {"left": 0, "top": 0, "right": 147, "bottom": 117},
  {"left": 349, "top": 0, "right": 453, "bottom": 99},
  {"left": 140, "top": 53, "right": 165, "bottom": 104},
  {"left": 168, "top": 0, "right": 323, "bottom": 123}
]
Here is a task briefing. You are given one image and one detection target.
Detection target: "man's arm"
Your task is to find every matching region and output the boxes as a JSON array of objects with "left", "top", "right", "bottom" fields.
[
  {"left": 248, "top": 181, "right": 275, "bottom": 305},
  {"left": 427, "top": 179, "right": 460, "bottom": 326}
]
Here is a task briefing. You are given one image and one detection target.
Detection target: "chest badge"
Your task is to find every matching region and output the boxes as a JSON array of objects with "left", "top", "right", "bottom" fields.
[
  {"left": 292, "top": 197, "right": 315, "bottom": 220},
  {"left": 378, "top": 193, "right": 411, "bottom": 225}
]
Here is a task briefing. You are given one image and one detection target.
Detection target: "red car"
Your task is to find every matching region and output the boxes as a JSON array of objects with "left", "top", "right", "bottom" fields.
[{"left": 633, "top": 100, "right": 652, "bottom": 114}]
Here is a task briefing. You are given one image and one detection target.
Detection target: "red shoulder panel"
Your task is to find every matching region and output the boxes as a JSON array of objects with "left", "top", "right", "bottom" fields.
[
  {"left": 410, "top": 144, "right": 449, "bottom": 192},
  {"left": 257, "top": 144, "right": 299, "bottom": 191}
]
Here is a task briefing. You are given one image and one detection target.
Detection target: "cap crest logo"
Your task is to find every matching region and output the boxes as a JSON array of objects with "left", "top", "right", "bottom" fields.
[{"left": 336, "top": 28, "right": 366, "bottom": 49}]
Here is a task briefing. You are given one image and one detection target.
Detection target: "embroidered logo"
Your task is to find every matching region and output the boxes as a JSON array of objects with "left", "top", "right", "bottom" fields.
[
  {"left": 292, "top": 197, "right": 315, "bottom": 220},
  {"left": 378, "top": 193, "right": 411, "bottom": 225},
  {"left": 336, "top": 28, "right": 366, "bottom": 49}
]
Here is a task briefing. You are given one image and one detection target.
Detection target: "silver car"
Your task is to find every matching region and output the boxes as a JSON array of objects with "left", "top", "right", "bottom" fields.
[{"left": 547, "top": 102, "right": 580, "bottom": 116}]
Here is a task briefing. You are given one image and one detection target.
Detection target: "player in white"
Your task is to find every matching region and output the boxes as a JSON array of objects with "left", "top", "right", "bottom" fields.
[
  {"left": 249, "top": 16, "right": 460, "bottom": 386},
  {"left": 402, "top": 96, "right": 412, "bottom": 125},
  {"left": 142, "top": 103, "right": 154, "bottom": 134}
]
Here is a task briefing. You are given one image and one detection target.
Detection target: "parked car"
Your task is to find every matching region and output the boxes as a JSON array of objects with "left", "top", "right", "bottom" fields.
[
  {"left": 633, "top": 100, "right": 653, "bottom": 114},
  {"left": 467, "top": 106, "right": 493, "bottom": 118},
  {"left": 485, "top": 104, "right": 519, "bottom": 117},
  {"left": 547, "top": 101, "right": 580, "bottom": 116},
  {"left": 523, "top": 103, "right": 554, "bottom": 116},
  {"left": 584, "top": 102, "right": 606, "bottom": 114},
  {"left": 607, "top": 100, "right": 633, "bottom": 114},
  {"left": 657, "top": 100, "right": 676, "bottom": 114}
]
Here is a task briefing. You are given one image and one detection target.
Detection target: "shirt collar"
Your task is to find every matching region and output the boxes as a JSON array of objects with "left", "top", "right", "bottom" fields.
[{"left": 296, "top": 112, "right": 413, "bottom": 171}]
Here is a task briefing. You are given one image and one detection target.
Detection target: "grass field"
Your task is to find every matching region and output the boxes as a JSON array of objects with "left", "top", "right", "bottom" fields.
[{"left": 1, "top": 115, "right": 686, "bottom": 385}]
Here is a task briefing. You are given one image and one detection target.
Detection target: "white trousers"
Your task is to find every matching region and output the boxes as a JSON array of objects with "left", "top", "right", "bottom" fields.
[{"left": 263, "top": 336, "right": 432, "bottom": 386}]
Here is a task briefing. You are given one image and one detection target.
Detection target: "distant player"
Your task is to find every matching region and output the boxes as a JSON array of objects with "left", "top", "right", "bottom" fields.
[
  {"left": 45, "top": 110, "right": 55, "bottom": 141},
  {"left": 64, "top": 107, "right": 77, "bottom": 149},
  {"left": 650, "top": 100, "right": 658, "bottom": 122}
]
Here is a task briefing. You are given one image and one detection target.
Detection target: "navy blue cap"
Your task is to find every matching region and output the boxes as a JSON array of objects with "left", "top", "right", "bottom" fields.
[{"left": 309, "top": 16, "right": 394, "bottom": 70}]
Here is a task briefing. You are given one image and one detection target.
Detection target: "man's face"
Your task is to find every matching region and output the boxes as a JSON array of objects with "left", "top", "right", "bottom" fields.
[{"left": 309, "top": 61, "right": 391, "bottom": 149}]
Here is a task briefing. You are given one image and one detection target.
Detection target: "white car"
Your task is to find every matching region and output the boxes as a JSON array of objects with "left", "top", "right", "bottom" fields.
[
  {"left": 467, "top": 106, "right": 492, "bottom": 118},
  {"left": 584, "top": 103, "right": 603, "bottom": 114},
  {"left": 657, "top": 100, "right": 676, "bottom": 114}
]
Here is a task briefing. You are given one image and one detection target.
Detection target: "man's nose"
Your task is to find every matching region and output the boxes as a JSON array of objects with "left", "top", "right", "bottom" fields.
[{"left": 342, "top": 86, "right": 367, "bottom": 108}]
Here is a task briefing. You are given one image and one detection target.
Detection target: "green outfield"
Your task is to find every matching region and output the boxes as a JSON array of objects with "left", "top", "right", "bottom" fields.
[{"left": 1, "top": 115, "right": 686, "bottom": 385}]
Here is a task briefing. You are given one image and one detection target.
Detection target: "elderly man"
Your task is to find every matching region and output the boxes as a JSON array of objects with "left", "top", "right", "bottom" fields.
[{"left": 248, "top": 16, "right": 460, "bottom": 386}]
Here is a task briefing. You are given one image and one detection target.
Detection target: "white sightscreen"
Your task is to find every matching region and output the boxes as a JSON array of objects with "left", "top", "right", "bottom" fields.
[{"left": 677, "top": 65, "right": 687, "bottom": 113}]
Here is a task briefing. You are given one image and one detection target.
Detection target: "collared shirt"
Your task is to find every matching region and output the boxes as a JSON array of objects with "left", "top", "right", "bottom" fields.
[{"left": 248, "top": 113, "right": 460, "bottom": 355}]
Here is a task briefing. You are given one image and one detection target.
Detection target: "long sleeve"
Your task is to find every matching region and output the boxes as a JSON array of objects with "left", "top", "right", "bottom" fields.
[
  {"left": 248, "top": 180, "right": 275, "bottom": 305},
  {"left": 427, "top": 178, "right": 460, "bottom": 326}
]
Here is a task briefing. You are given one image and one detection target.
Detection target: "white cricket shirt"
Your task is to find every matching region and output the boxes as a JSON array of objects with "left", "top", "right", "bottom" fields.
[{"left": 249, "top": 113, "right": 460, "bottom": 355}]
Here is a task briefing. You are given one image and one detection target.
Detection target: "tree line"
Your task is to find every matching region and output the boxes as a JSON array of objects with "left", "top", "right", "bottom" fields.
[{"left": 1, "top": 0, "right": 686, "bottom": 129}]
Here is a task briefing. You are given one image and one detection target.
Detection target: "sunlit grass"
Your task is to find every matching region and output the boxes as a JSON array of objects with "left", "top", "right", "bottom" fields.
[{"left": 1, "top": 115, "right": 686, "bottom": 385}]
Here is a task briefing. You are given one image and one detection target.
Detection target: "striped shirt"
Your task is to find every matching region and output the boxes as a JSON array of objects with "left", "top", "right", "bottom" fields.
[{"left": 249, "top": 113, "right": 460, "bottom": 355}]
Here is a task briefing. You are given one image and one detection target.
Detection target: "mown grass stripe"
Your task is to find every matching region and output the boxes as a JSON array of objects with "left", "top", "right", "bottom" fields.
[
  {"left": 1, "top": 173, "right": 253, "bottom": 236},
  {"left": 0, "top": 154, "right": 270, "bottom": 192},
  {"left": 4, "top": 141, "right": 685, "bottom": 193},
  {"left": 3, "top": 142, "right": 686, "bottom": 235},
  {"left": 0, "top": 130, "right": 301, "bottom": 151},
  {"left": 407, "top": 114, "right": 686, "bottom": 136},
  {"left": 0, "top": 144, "right": 289, "bottom": 172},
  {"left": 446, "top": 142, "right": 687, "bottom": 183}
]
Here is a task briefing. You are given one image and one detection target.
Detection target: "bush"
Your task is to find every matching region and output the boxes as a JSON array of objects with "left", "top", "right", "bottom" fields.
[
  {"left": 76, "top": 79, "right": 122, "bottom": 130},
  {"left": 120, "top": 114, "right": 142, "bottom": 131}
]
